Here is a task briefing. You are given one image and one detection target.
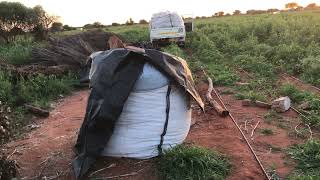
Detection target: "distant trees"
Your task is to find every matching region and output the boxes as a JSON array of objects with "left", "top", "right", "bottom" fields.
[
  {"left": 125, "top": 18, "right": 135, "bottom": 25},
  {"left": 0, "top": 2, "right": 35, "bottom": 43},
  {"left": 32, "top": 5, "right": 59, "bottom": 40},
  {"left": 214, "top": 11, "right": 224, "bottom": 17},
  {"left": 285, "top": 2, "right": 299, "bottom": 9},
  {"left": 233, "top": 10, "right": 241, "bottom": 15},
  {"left": 246, "top": 10, "right": 267, "bottom": 15},
  {"left": 218, "top": 11, "right": 224, "bottom": 16},
  {"left": 305, "top": 3, "right": 319, "bottom": 10},
  {"left": 306, "top": 3, "right": 317, "bottom": 8},
  {"left": 139, "top": 19, "right": 148, "bottom": 24},
  {"left": 111, "top": 22, "right": 120, "bottom": 26},
  {"left": 83, "top": 22, "right": 105, "bottom": 29},
  {"left": 51, "top": 22, "right": 63, "bottom": 32},
  {"left": 267, "top": 9, "right": 279, "bottom": 13},
  {"left": 33, "top": 5, "right": 58, "bottom": 31},
  {"left": 63, "top": 25, "right": 76, "bottom": 31}
]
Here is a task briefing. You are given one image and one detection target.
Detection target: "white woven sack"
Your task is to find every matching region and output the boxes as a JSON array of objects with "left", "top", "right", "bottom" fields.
[{"left": 101, "top": 85, "right": 191, "bottom": 159}]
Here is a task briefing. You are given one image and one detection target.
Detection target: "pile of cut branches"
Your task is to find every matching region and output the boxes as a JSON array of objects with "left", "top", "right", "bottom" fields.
[{"left": 32, "top": 29, "right": 119, "bottom": 68}]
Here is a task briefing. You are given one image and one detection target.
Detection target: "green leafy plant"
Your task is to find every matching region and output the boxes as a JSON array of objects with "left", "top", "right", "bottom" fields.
[
  {"left": 288, "top": 140, "right": 320, "bottom": 177},
  {"left": 157, "top": 145, "right": 231, "bottom": 180}
]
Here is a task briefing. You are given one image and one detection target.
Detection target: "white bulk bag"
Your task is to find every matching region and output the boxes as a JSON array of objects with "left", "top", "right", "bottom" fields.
[
  {"left": 101, "top": 85, "right": 191, "bottom": 159},
  {"left": 89, "top": 51, "right": 192, "bottom": 159}
]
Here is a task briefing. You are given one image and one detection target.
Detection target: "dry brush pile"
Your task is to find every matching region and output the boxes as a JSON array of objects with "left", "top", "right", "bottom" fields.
[{"left": 32, "top": 29, "right": 119, "bottom": 68}]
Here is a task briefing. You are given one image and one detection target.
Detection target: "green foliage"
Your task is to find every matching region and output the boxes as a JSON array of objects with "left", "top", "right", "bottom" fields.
[
  {"left": 0, "top": 71, "right": 76, "bottom": 109},
  {"left": 301, "top": 56, "right": 320, "bottom": 86},
  {"left": 288, "top": 140, "right": 320, "bottom": 177},
  {"left": 0, "top": 1, "right": 35, "bottom": 43},
  {"left": 17, "top": 74, "right": 76, "bottom": 108},
  {"left": 0, "top": 71, "right": 12, "bottom": 102},
  {"left": 162, "top": 44, "right": 188, "bottom": 59},
  {"left": 193, "top": 12, "right": 320, "bottom": 86},
  {"left": 233, "top": 55, "right": 276, "bottom": 78},
  {"left": 279, "top": 84, "right": 320, "bottom": 127},
  {"left": 279, "top": 84, "right": 310, "bottom": 103},
  {"left": 108, "top": 24, "right": 149, "bottom": 42},
  {"left": 187, "top": 32, "right": 239, "bottom": 85},
  {"left": 157, "top": 145, "right": 231, "bottom": 180},
  {"left": 0, "top": 37, "right": 39, "bottom": 64}
]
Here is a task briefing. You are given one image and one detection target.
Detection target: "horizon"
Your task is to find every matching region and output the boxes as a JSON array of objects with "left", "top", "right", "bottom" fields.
[{"left": 6, "top": 0, "right": 320, "bottom": 26}]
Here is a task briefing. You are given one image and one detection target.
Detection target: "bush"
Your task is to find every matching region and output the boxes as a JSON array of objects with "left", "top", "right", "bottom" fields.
[
  {"left": 288, "top": 140, "right": 320, "bottom": 177},
  {"left": 279, "top": 84, "right": 320, "bottom": 127},
  {"left": 157, "top": 145, "right": 231, "bottom": 180},
  {"left": 17, "top": 74, "right": 76, "bottom": 108},
  {"left": 301, "top": 56, "right": 320, "bottom": 86},
  {"left": 0, "top": 37, "right": 39, "bottom": 64},
  {"left": 279, "top": 84, "right": 310, "bottom": 103}
]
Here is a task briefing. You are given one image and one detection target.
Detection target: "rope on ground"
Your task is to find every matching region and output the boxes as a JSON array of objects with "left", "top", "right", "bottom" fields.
[
  {"left": 282, "top": 73, "right": 320, "bottom": 92},
  {"left": 291, "top": 107, "right": 313, "bottom": 140},
  {"left": 208, "top": 73, "right": 271, "bottom": 180}
]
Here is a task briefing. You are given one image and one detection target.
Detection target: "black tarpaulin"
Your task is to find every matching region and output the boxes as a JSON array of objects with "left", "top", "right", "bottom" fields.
[{"left": 73, "top": 48, "right": 204, "bottom": 179}]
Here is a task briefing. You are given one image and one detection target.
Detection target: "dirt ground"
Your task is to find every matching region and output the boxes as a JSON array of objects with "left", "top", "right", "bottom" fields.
[{"left": 3, "top": 77, "right": 318, "bottom": 179}]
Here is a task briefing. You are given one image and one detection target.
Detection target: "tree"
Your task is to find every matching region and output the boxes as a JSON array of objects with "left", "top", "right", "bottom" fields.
[
  {"left": 33, "top": 5, "right": 58, "bottom": 30},
  {"left": 246, "top": 10, "right": 266, "bottom": 15},
  {"left": 233, "top": 10, "right": 241, "bottom": 15},
  {"left": 83, "top": 24, "right": 93, "bottom": 29},
  {"left": 218, "top": 11, "right": 224, "bottom": 16},
  {"left": 305, "top": 3, "right": 319, "bottom": 10},
  {"left": 139, "top": 19, "right": 148, "bottom": 24},
  {"left": 0, "top": 2, "right": 35, "bottom": 43},
  {"left": 296, "top": 6, "right": 304, "bottom": 11},
  {"left": 51, "top": 22, "right": 63, "bottom": 32},
  {"left": 63, "top": 24, "right": 76, "bottom": 31},
  {"left": 285, "top": 2, "right": 299, "bottom": 9},
  {"left": 111, "top": 22, "right": 120, "bottom": 26},
  {"left": 125, "top": 18, "right": 134, "bottom": 25},
  {"left": 267, "top": 9, "right": 279, "bottom": 13},
  {"left": 33, "top": 5, "right": 59, "bottom": 40},
  {"left": 92, "top": 22, "right": 105, "bottom": 28}
]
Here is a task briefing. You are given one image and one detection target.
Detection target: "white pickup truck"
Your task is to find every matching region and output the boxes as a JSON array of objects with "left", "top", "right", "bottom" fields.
[{"left": 149, "top": 11, "right": 186, "bottom": 47}]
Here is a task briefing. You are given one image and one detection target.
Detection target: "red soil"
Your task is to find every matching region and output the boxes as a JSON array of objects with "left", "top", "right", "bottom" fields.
[{"left": 3, "top": 80, "right": 314, "bottom": 179}]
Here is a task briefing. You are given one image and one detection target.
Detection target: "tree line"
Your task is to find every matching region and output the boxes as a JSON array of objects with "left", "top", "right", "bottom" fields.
[
  {"left": 205, "top": 2, "right": 320, "bottom": 18},
  {"left": 0, "top": 1, "right": 75, "bottom": 44}
]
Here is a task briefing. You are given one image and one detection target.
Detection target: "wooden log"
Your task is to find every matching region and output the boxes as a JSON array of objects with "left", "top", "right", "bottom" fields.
[
  {"left": 24, "top": 104, "right": 50, "bottom": 117},
  {"left": 235, "top": 82, "right": 250, "bottom": 86},
  {"left": 206, "top": 76, "right": 229, "bottom": 117},
  {"left": 242, "top": 99, "right": 271, "bottom": 109},
  {"left": 255, "top": 100, "right": 272, "bottom": 109},
  {"left": 242, "top": 99, "right": 253, "bottom": 106}
]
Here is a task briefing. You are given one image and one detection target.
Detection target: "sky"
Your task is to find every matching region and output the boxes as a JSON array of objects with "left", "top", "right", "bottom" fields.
[{"left": 7, "top": 0, "right": 320, "bottom": 27}]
